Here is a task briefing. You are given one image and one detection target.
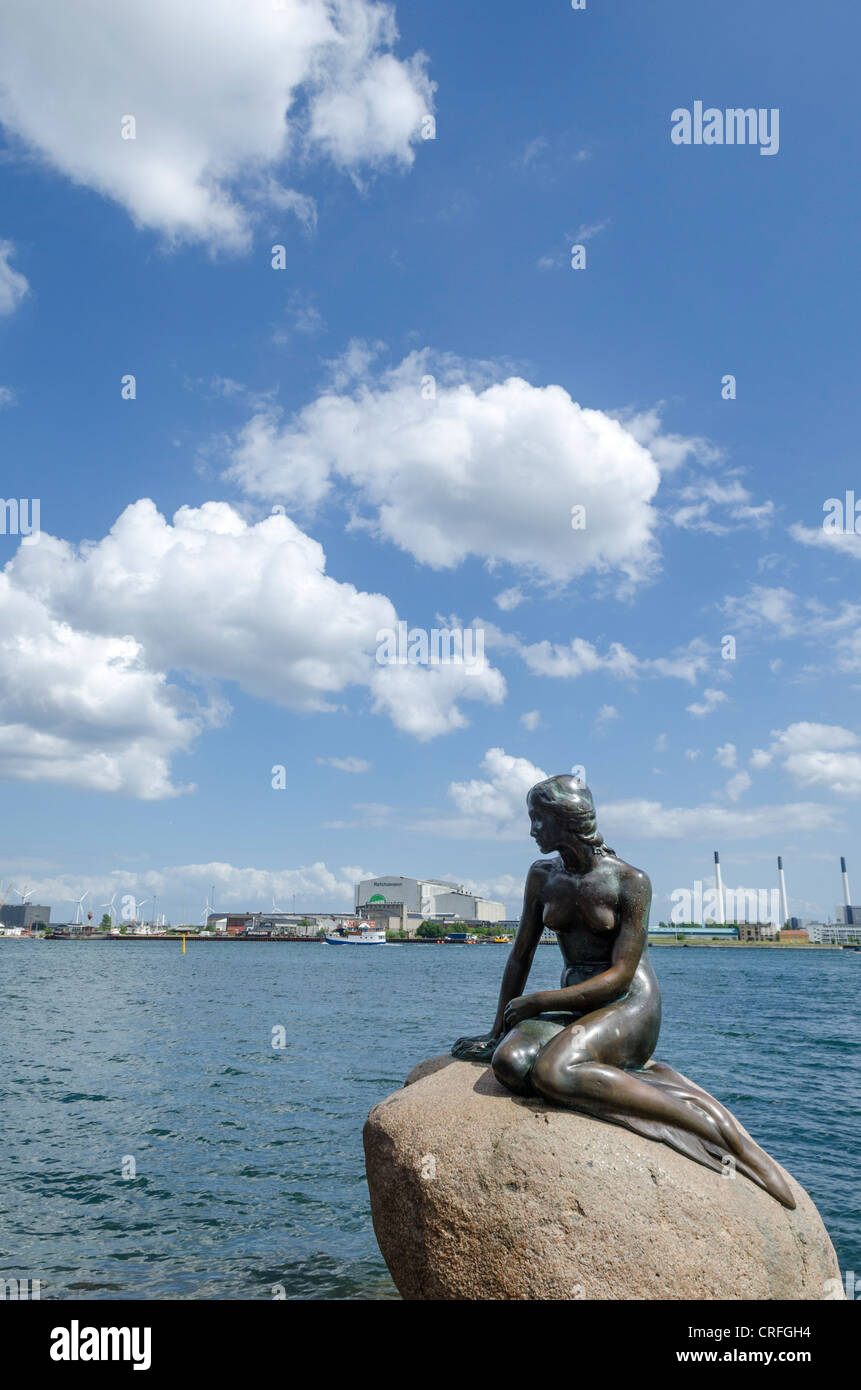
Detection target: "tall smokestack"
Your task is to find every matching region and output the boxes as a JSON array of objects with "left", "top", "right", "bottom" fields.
[
  {"left": 714, "top": 851, "right": 725, "bottom": 924},
  {"left": 777, "top": 855, "right": 789, "bottom": 927},
  {"left": 841, "top": 856, "right": 853, "bottom": 925}
]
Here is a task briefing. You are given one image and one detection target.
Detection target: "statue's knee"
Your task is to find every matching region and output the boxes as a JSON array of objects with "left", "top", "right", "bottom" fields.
[
  {"left": 532, "top": 1048, "right": 598, "bottom": 1100},
  {"left": 491, "top": 1040, "right": 534, "bottom": 1096},
  {"left": 531, "top": 1051, "right": 567, "bottom": 1100},
  {"left": 536, "top": 1057, "right": 619, "bottom": 1104}
]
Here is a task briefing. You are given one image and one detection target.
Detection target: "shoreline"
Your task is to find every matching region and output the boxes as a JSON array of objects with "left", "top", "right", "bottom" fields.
[
  {"left": 646, "top": 939, "right": 843, "bottom": 950},
  {"left": 19, "top": 934, "right": 849, "bottom": 952}
]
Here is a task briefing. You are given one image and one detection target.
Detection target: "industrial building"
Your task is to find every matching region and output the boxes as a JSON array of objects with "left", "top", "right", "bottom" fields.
[
  {"left": 736, "top": 923, "right": 766, "bottom": 942},
  {"left": 0, "top": 903, "right": 51, "bottom": 930},
  {"left": 651, "top": 923, "right": 739, "bottom": 940},
  {"left": 205, "top": 912, "right": 352, "bottom": 937},
  {"left": 433, "top": 889, "right": 505, "bottom": 922},
  {"left": 206, "top": 912, "right": 254, "bottom": 935},
  {"left": 356, "top": 876, "right": 458, "bottom": 916},
  {"left": 354, "top": 875, "right": 505, "bottom": 935},
  {"left": 806, "top": 921, "right": 861, "bottom": 945}
]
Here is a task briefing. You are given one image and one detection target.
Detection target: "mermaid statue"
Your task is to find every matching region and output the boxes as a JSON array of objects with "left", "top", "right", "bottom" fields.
[{"left": 452, "top": 774, "right": 795, "bottom": 1208}]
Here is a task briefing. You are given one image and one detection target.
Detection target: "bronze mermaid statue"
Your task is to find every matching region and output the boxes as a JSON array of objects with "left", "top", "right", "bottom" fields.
[{"left": 452, "top": 774, "right": 795, "bottom": 1208}]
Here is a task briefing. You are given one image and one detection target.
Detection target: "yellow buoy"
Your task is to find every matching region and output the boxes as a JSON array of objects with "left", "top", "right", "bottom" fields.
[{"left": 182, "top": 935, "right": 186, "bottom": 954}]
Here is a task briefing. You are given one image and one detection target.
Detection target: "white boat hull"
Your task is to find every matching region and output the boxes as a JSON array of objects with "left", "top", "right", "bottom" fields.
[{"left": 325, "top": 931, "right": 386, "bottom": 945}]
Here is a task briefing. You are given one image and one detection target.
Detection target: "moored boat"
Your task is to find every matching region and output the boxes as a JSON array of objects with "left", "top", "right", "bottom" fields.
[{"left": 325, "top": 922, "right": 386, "bottom": 945}]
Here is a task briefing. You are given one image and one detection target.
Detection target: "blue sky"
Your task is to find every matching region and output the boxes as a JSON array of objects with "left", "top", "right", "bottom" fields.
[{"left": 1, "top": 0, "right": 860, "bottom": 926}]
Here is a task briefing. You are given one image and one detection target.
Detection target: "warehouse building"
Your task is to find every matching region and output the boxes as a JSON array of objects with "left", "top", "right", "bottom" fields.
[
  {"left": 433, "top": 890, "right": 505, "bottom": 923},
  {"left": 0, "top": 903, "right": 51, "bottom": 930},
  {"left": 355, "top": 876, "right": 505, "bottom": 935},
  {"left": 205, "top": 912, "right": 352, "bottom": 937},
  {"left": 355, "top": 876, "right": 458, "bottom": 916},
  {"left": 807, "top": 920, "right": 861, "bottom": 944}
]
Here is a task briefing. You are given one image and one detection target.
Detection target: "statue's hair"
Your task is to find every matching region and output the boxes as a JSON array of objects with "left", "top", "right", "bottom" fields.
[{"left": 527, "top": 775, "right": 617, "bottom": 858}]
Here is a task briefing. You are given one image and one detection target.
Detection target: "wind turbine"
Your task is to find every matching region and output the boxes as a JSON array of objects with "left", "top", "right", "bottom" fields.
[
  {"left": 136, "top": 899, "right": 150, "bottom": 925},
  {"left": 201, "top": 898, "right": 212, "bottom": 928},
  {"left": 101, "top": 893, "right": 117, "bottom": 927},
  {"left": 73, "top": 891, "right": 89, "bottom": 926},
  {"left": 13, "top": 885, "right": 34, "bottom": 904}
]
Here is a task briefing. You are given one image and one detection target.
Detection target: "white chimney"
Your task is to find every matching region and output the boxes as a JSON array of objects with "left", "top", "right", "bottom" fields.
[
  {"left": 777, "top": 855, "right": 789, "bottom": 927},
  {"left": 841, "top": 856, "right": 853, "bottom": 925},
  {"left": 713, "top": 851, "right": 725, "bottom": 924}
]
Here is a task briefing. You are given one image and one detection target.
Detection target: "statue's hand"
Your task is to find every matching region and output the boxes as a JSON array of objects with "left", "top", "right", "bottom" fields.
[
  {"left": 451, "top": 1032, "right": 501, "bottom": 1062},
  {"left": 502, "top": 994, "right": 544, "bottom": 1030}
]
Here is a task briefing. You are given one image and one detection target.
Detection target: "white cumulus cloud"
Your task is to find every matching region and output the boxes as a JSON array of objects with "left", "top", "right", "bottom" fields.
[
  {"left": 415, "top": 747, "right": 836, "bottom": 845},
  {"left": 0, "top": 240, "right": 29, "bottom": 315},
  {"left": 225, "top": 349, "right": 712, "bottom": 590},
  {"left": 686, "top": 688, "right": 728, "bottom": 718},
  {"left": 2, "top": 499, "right": 505, "bottom": 795},
  {"left": 671, "top": 477, "right": 773, "bottom": 534},
  {"left": 725, "top": 770, "right": 751, "bottom": 802},
  {"left": 763, "top": 722, "right": 861, "bottom": 798},
  {"left": 791, "top": 521, "right": 861, "bottom": 561},
  {"left": 494, "top": 586, "right": 526, "bottom": 612},
  {"left": 316, "top": 755, "right": 372, "bottom": 772},
  {"left": 440, "top": 747, "right": 548, "bottom": 838},
  {"left": 715, "top": 742, "right": 737, "bottom": 769},
  {"left": 0, "top": 570, "right": 216, "bottom": 798},
  {"left": 601, "top": 797, "right": 835, "bottom": 842},
  {"left": 0, "top": 0, "right": 434, "bottom": 252},
  {"left": 482, "top": 622, "right": 711, "bottom": 686}
]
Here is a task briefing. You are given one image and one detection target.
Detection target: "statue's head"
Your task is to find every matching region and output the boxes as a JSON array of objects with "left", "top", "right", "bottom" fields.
[{"left": 527, "top": 775, "right": 613, "bottom": 857}]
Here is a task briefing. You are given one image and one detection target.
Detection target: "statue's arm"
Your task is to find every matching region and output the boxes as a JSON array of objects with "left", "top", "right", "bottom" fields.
[
  {"left": 451, "top": 863, "right": 545, "bottom": 1058},
  {"left": 490, "top": 864, "right": 545, "bottom": 1035}
]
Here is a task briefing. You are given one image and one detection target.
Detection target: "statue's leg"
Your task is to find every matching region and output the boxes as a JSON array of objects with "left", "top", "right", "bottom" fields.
[
  {"left": 534, "top": 1045, "right": 734, "bottom": 1151},
  {"left": 491, "top": 1013, "right": 574, "bottom": 1096},
  {"left": 531, "top": 1021, "right": 795, "bottom": 1208},
  {"left": 640, "top": 1061, "right": 746, "bottom": 1153},
  {"left": 530, "top": 1009, "right": 728, "bottom": 1147},
  {"left": 639, "top": 1060, "right": 794, "bottom": 1205}
]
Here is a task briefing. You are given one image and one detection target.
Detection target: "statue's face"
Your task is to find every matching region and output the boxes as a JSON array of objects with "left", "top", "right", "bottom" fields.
[{"left": 528, "top": 798, "right": 561, "bottom": 853}]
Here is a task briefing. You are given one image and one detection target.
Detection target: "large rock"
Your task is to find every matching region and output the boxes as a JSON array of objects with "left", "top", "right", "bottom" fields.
[{"left": 363, "top": 1056, "right": 842, "bottom": 1300}]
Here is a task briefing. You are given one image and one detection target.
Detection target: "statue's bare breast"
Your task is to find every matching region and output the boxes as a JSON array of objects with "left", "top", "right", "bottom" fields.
[{"left": 536, "top": 856, "right": 626, "bottom": 970}]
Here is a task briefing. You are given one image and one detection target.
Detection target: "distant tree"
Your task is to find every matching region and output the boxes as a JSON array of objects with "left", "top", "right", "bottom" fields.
[
  {"left": 99, "top": 913, "right": 111, "bottom": 930},
  {"left": 417, "top": 921, "right": 442, "bottom": 939}
]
